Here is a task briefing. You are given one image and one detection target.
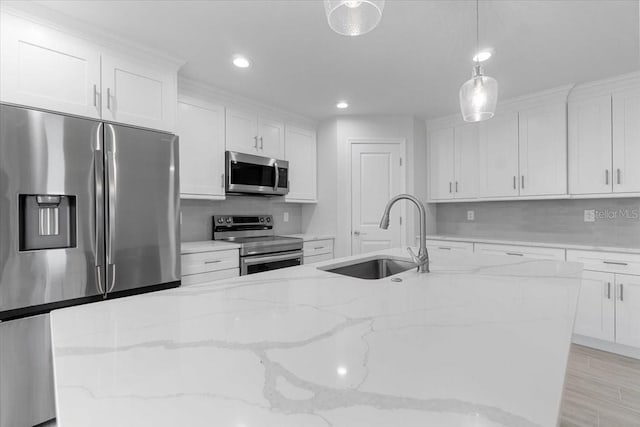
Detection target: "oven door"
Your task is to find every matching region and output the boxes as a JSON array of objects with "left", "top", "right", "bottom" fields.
[
  {"left": 226, "top": 151, "right": 289, "bottom": 196},
  {"left": 241, "top": 251, "right": 303, "bottom": 275}
]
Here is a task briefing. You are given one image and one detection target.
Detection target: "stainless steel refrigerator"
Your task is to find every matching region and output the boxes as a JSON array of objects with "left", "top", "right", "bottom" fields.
[{"left": 0, "top": 104, "right": 181, "bottom": 427}]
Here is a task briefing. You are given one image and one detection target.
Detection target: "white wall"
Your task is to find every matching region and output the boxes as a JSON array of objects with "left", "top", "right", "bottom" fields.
[{"left": 303, "top": 115, "right": 431, "bottom": 258}]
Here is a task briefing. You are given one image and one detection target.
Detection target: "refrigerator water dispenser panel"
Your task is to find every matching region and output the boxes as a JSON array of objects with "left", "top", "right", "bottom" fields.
[{"left": 19, "top": 194, "right": 77, "bottom": 251}]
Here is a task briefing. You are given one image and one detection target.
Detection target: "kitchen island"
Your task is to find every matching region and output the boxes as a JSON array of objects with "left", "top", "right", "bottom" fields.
[{"left": 50, "top": 248, "right": 582, "bottom": 427}]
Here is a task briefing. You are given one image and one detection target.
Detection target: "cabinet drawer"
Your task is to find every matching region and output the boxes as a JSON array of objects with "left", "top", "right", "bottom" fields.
[
  {"left": 182, "top": 268, "right": 239, "bottom": 286},
  {"left": 303, "top": 239, "right": 333, "bottom": 257},
  {"left": 304, "top": 252, "right": 333, "bottom": 265},
  {"left": 181, "top": 249, "right": 239, "bottom": 275},
  {"left": 474, "top": 243, "right": 565, "bottom": 260},
  {"left": 424, "top": 239, "right": 474, "bottom": 253},
  {"left": 566, "top": 250, "right": 640, "bottom": 275}
]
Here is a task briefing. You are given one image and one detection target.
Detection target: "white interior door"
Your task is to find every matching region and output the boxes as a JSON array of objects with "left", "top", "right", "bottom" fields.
[
  {"left": 573, "top": 271, "right": 615, "bottom": 342},
  {"left": 351, "top": 143, "right": 403, "bottom": 255}
]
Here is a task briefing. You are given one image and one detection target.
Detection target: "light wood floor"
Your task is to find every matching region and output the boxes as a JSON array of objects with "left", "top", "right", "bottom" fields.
[
  {"left": 38, "top": 345, "right": 640, "bottom": 427},
  {"left": 561, "top": 344, "right": 640, "bottom": 427}
]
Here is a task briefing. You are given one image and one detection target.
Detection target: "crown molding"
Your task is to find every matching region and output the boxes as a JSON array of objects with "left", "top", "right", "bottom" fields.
[
  {"left": 0, "top": 2, "right": 185, "bottom": 69},
  {"left": 568, "top": 71, "right": 640, "bottom": 101},
  {"left": 178, "top": 76, "right": 317, "bottom": 128}
]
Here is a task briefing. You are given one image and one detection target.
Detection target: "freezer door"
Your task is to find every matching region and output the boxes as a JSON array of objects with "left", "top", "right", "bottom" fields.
[
  {"left": 104, "top": 124, "right": 180, "bottom": 295},
  {"left": 0, "top": 105, "right": 105, "bottom": 317}
]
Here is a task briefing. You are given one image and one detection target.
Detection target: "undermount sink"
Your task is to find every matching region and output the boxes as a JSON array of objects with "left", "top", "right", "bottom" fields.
[{"left": 319, "top": 256, "right": 416, "bottom": 280}]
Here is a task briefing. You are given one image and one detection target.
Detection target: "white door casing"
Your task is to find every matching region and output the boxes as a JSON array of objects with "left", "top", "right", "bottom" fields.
[{"left": 351, "top": 142, "right": 405, "bottom": 255}]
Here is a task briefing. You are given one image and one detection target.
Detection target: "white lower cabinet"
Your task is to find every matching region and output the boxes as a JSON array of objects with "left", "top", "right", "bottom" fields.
[
  {"left": 303, "top": 239, "right": 334, "bottom": 265},
  {"left": 573, "top": 271, "right": 615, "bottom": 341},
  {"left": 567, "top": 250, "right": 640, "bottom": 350},
  {"left": 181, "top": 248, "right": 239, "bottom": 285},
  {"left": 474, "top": 243, "right": 566, "bottom": 261}
]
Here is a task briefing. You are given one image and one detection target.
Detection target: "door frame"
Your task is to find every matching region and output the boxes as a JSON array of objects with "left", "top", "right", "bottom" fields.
[{"left": 348, "top": 138, "right": 407, "bottom": 255}]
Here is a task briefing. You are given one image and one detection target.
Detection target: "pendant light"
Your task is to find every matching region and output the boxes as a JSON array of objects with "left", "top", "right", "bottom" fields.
[
  {"left": 459, "top": 0, "right": 498, "bottom": 122},
  {"left": 324, "top": 0, "right": 385, "bottom": 36}
]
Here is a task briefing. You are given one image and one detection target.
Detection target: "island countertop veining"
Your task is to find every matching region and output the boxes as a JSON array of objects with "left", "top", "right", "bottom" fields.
[{"left": 50, "top": 248, "right": 582, "bottom": 427}]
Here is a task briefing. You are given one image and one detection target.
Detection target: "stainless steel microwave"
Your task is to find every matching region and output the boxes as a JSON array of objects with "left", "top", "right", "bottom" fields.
[{"left": 225, "top": 151, "right": 289, "bottom": 196}]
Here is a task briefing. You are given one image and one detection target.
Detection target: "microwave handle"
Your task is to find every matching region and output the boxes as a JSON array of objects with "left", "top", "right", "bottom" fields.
[{"left": 274, "top": 161, "right": 279, "bottom": 191}]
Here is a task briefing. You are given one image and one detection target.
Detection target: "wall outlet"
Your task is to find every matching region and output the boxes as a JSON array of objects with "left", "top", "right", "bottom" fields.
[
  {"left": 467, "top": 210, "right": 475, "bottom": 221},
  {"left": 283, "top": 212, "right": 289, "bottom": 222},
  {"left": 584, "top": 209, "right": 596, "bottom": 223}
]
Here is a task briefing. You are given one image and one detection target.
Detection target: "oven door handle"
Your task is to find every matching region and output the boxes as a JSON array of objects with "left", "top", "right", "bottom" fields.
[{"left": 243, "top": 251, "right": 303, "bottom": 266}]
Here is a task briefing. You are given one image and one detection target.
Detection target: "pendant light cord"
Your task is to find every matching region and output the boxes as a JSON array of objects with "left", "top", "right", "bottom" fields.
[{"left": 475, "top": 0, "right": 480, "bottom": 64}]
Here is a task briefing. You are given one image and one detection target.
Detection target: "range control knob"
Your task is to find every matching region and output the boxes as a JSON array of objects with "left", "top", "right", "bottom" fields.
[
  {"left": 259, "top": 217, "right": 265, "bottom": 223},
  {"left": 266, "top": 217, "right": 271, "bottom": 223},
  {"left": 226, "top": 217, "right": 232, "bottom": 224}
]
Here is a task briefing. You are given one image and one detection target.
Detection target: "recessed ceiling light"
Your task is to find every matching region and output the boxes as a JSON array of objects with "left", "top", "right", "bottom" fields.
[
  {"left": 336, "top": 101, "right": 349, "bottom": 109},
  {"left": 232, "top": 55, "right": 251, "bottom": 68},
  {"left": 472, "top": 50, "right": 493, "bottom": 62}
]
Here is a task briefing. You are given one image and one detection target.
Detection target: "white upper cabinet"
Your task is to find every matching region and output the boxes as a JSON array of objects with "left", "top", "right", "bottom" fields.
[
  {"left": 101, "top": 53, "right": 177, "bottom": 132},
  {"left": 177, "top": 99, "right": 226, "bottom": 200},
  {"left": 0, "top": 11, "right": 179, "bottom": 132},
  {"left": 568, "top": 95, "right": 613, "bottom": 194},
  {"left": 226, "top": 108, "right": 259, "bottom": 153},
  {"left": 518, "top": 102, "right": 567, "bottom": 196},
  {"left": 258, "top": 116, "right": 285, "bottom": 159},
  {"left": 225, "top": 108, "right": 285, "bottom": 158},
  {"left": 428, "top": 127, "right": 455, "bottom": 200},
  {"left": 478, "top": 112, "right": 520, "bottom": 198},
  {"left": 453, "top": 123, "right": 479, "bottom": 199},
  {"left": 285, "top": 125, "right": 317, "bottom": 202},
  {"left": 0, "top": 12, "right": 101, "bottom": 119},
  {"left": 612, "top": 88, "right": 640, "bottom": 193}
]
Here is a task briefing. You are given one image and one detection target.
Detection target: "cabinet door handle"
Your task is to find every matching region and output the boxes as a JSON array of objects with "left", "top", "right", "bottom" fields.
[
  {"left": 221, "top": 173, "right": 225, "bottom": 189},
  {"left": 449, "top": 182, "right": 452, "bottom": 193},
  {"left": 513, "top": 176, "right": 516, "bottom": 190},
  {"left": 254, "top": 136, "right": 258, "bottom": 149},
  {"left": 619, "top": 283, "right": 624, "bottom": 301},
  {"left": 455, "top": 181, "right": 459, "bottom": 193},
  {"left": 521, "top": 175, "right": 525, "bottom": 189},
  {"left": 93, "top": 84, "right": 98, "bottom": 107},
  {"left": 606, "top": 282, "right": 611, "bottom": 300},
  {"left": 603, "top": 261, "right": 628, "bottom": 266},
  {"left": 605, "top": 169, "right": 609, "bottom": 185},
  {"left": 260, "top": 136, "right": 264, "bottom": 150},
  {"left": 106, "top": 88, "right": 112, "bottom": 110},
  {"left": 617, "top": 168, "right": 621, "bottom": 185}
]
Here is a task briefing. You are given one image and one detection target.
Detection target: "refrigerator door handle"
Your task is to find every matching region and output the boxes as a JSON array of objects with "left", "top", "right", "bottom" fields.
[
  {"left": 106, "top": 125, "right": 117, "bottom": 293},
  {"left": 93, "top": 134, "right": 105, "bottom": 295}
]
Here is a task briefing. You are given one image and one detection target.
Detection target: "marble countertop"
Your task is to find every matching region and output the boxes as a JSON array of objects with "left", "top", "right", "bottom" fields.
[
  {"left": 283, "top": 233, "right": 335, "bottom": 242},
  {"left": 50, "top": 248, "right": 582, "bottom": 427},
  {"left": 424, "top": 234, "right": 640, "bottom": 255},
  {"left": 181, "top": 240, "right": 241, "bottom": 254}
]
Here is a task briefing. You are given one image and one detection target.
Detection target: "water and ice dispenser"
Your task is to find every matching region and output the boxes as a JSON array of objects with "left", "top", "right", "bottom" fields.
[{"left": 18, "top": 194, "right": 77, "bottom": 251}]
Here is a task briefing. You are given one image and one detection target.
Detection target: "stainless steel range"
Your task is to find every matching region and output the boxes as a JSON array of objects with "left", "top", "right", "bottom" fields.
[{"left": 212, "top": 215, "right": 303, "bottom": 275}]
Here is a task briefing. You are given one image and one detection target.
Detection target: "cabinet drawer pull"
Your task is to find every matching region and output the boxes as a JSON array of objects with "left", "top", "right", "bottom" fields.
[
  {"left": 438, "top": 247, "right": 452, "bottom": 250},
  {"left": 607, "top": 282, "right": 611, "bottom": 300},
  {"left": 603, "top": 261, "right": 628, "bottom": 266},
  {"left": 313, "top": 246, "right": 325, "bottom": 250},
  {"left": 619, "top": 283, "right": 624, "bottom": 302},
  {"left": 506, "top": 252, "right": 524, "bottom": 256},
  {"left": 204, "top": 260, "right": 222, "bottom": 264}
]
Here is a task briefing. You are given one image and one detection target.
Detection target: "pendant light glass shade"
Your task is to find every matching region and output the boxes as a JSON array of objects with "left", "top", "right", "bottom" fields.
[
  {"left": 324, "top": 0, "right": 385, "bottom": 36},
  {"left": 459, "top": 64, "right": 498, "bottom": 122}
]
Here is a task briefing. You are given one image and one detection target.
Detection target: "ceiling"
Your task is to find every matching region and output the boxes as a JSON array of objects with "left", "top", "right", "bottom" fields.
[{"left": 23, "top": 0, "right": 640, "bottom": 120}]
